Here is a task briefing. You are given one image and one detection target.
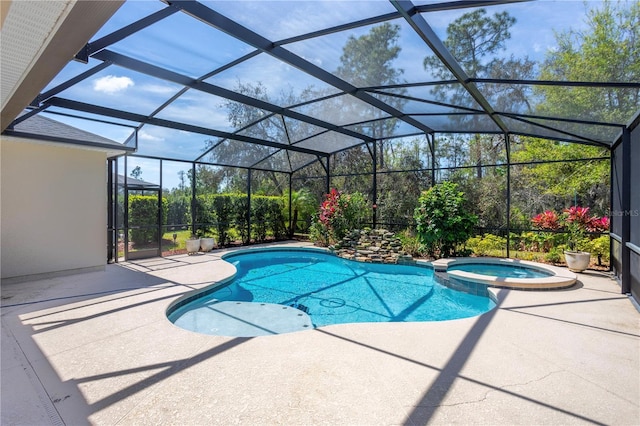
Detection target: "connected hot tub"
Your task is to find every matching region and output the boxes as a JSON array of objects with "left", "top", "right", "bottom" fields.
[{"left": 431, "top": 257, "right": 577, "bottom": 290}]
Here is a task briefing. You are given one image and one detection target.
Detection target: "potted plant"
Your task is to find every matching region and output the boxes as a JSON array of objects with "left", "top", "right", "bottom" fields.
[
  {"left": 186, "top": 235, "right": 200, "bottom": 255},
  {"left": 563, "top": 218, "right": 591, "bottom": 272},
  {"left": 562, "top": 206, "right": 598, "bottom": 272},
  {"left": 200, "top": 235, "right": 215, "bottom": 252},
  {"left": 532, "top": 206, "right": 609, "bottom": 273}
]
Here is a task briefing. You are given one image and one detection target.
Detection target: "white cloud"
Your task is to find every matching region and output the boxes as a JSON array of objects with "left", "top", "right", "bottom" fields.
[
  {"left": 138, "top": 129, "right": 165, "bottom": 142},
  {"left": 140, "top": 83, "right": 178, "bottom": 95},
  {"left": 93, "top": 75, "right": 134, "bottom": 94},
  {"left": 156, "top": 92, "right": 232, "bottom": 130}
]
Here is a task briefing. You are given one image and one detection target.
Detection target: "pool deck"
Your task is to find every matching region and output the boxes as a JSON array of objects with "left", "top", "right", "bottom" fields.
[{"left": 2, "top": 241, "right": 639, "bottom": 425}]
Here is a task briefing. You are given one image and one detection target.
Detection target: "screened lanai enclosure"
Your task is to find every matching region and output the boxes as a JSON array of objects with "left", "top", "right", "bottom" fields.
[{"left": 3, "top": 0, "right": 640, "bottom": 300}]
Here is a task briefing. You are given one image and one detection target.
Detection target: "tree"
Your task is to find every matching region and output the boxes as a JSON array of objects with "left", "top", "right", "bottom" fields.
[
  {"left": 510, "top": 138, "right": 610, "bottom": 216},
  {"left": 177, "top": 170, "right": 186, "bottom": 192},
  {"left": 130, "top": 165, "right": 142, "bottom": 179},
  {"left": 330, "top": 145, "right": 373, "bottom": 198},
  {"left": 423, "top": 9, "right": 534, "bottom": 180},
  {"left": 337, "top": 23, "right": 403, "bottom": 87},
  {"left": 425, "top": 9, "right": 515, "bottom": 78},
  {"left": 335, "top": 23, "right": 407, "bottom": 169},
  {"left": 536, "top": 1, "right": 639, "bottom": 126},
  {"left": 207, "top": 82, "right": 322, "bottom": 194},
  {"left": 510, "top": 1, "right": 639, "bottom": 218},
  {"left": 375, "top": 138, "right": 431, "bottom": 230},
  {"left": 423, "top": 8, "right": 536, "bottom": 110},
  {"left": 420, "top": 8, "right": 542, "bottom": 233},
  {"left": 285, "top": 188, "right": 317, "bottom": 236}
]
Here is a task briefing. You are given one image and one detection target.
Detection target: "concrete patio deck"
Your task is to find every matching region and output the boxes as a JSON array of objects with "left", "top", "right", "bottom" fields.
[{"left": 2, "top": 242, "right": 638, "bottom": 425}]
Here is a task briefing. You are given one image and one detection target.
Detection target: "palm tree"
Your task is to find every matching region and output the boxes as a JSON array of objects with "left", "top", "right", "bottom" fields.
[{"left": 287, "top": 188, "right": 317, "bottom": 237}]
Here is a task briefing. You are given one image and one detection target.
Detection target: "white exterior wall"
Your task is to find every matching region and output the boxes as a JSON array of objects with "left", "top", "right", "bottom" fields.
[{"left": 1, "top": 137, "right": 107, "bottom": 280}]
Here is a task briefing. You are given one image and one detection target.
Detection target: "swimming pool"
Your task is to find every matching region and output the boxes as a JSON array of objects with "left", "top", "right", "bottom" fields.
[{"left": 168, "top": 248, "right": 496, "bottom": 336}]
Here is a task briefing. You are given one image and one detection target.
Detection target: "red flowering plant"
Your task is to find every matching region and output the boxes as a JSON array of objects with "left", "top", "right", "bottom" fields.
[
  {"left": 530, "top": 210, "right": 562, "bottom": 252},
  {"left": 318, "top": 188, "right": 341, "bottom": 227},
  {"left": 531, "top": 206, "right": 609, "bottom": 252},
  {"left": 531, "top": 210, "right": 562, "bottom": 230},
  {"left": 310, "top": 188, "right": 368, "bottom": 246}
]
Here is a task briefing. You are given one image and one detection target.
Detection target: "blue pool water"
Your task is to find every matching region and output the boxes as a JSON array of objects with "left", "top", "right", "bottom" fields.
[
  {"left": 448, "top": 263, "right": 552, "bottom": 279},
  {"left": 168, "top": 249, "right": 495, "bottom": 333}
]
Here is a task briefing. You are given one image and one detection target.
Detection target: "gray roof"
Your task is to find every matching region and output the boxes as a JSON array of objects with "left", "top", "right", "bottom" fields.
[
  {"left": 116, "top": 174, "right": 159, "bottom": 189},
  {"left": 3, "top": 113, "right": 135, "bottom": 154}
]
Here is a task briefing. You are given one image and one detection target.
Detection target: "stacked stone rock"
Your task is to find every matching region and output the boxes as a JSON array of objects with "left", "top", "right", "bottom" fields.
[{"left": 329, "top": 228, "right": 414, "bottom": 264}]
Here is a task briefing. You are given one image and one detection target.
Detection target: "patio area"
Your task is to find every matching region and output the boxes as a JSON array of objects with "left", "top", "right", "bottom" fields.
[{"left": 1, "top": 242, "right": 638, "bottom": 425}]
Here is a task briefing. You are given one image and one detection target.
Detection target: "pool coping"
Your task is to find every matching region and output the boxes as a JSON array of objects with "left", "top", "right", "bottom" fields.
[{"left": 430, "top": 257, "right": 577, "bottom": 290}]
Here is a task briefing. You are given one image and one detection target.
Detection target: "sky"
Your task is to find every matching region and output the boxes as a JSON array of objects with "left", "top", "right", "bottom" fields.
[{"left": 39, "top": 0, "right": 616, "bottom": 190}]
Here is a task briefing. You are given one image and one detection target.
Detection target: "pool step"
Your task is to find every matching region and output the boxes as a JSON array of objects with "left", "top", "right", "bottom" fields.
[{"left": 289, "top": 302, "right": 309, "bottom": 313}]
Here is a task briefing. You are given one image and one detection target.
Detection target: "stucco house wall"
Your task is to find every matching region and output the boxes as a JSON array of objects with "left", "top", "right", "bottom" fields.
[{"left": 1, "top": 137, "right": 107, "bottom": 281}]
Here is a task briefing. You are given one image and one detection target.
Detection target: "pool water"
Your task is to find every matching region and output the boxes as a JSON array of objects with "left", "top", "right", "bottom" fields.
[
  {"left": 448, "top": 263, "right": 552, "bottom": 279},
  {"left": 168, "top": 250, "right": 495, "bottom": 332}
]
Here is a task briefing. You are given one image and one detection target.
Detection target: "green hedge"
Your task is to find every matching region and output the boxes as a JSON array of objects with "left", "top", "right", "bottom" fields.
[
  {"left": 184, "top": 193, "right": 286, "bottom": 245},
  {"left": 166, "top": 194, "right": 190, "bottom": 229},
  {"left": 194, "top": 195, "right": 215, "bottom": 237},
  {"left": 211, "top": 194, "right": 233, "bottom": 244},
  {"left": 129, "top": 195, "right": 168, "bottom": 247},
  {"left": 252, "top": 196, "right": 286, "bottom": 242}
]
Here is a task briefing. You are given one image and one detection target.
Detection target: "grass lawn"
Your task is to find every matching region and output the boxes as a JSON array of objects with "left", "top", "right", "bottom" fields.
[{"left": 161, "top": 229, "right": 193, "bottom": 251}]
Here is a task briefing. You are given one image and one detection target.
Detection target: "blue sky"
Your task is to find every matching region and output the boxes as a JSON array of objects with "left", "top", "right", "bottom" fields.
[{"left": 41, "top": 0, "right": 616, "bottom": 189}]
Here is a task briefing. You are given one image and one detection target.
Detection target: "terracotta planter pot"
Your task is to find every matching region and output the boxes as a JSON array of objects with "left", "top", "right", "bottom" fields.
[{"left": 564, "top": 251, "right": 590, "bottom": 272}]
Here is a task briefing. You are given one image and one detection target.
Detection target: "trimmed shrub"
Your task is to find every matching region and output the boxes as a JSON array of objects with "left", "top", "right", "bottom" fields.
[
  {"left": 232, "top": 195, "right": 250, "bottom": 244},
  {"left": 263, "top": 196, "right": 287, "bottom": 240},
  {"left": 194, "top": 195, "right": 215, "bottom": 237},
  {"left": 585, "top": 235, "right": 610, "bottom": 265},
  {"left": 166, "top": 195, "right": 190, "bottom": 229},
  {"left": 129, "top": 195, "right": 168, "bottom": 247},
  {"left": 250, "top": 195, "right": 287, "bottom": 242},
  {"left": 252, "top": 196, "right": 270, "bottom": 242},
  {"left": 212, "top": 194, "right": 234, "bottom": 246},
  {"left": 544, "top": 247, "right": 563, "bottom": 263}
]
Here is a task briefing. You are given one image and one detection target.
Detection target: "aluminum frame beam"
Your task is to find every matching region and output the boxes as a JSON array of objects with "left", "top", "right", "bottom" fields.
[
  {"left": 414, "top": 0, "right": 531, "bottom": 13},
  {"left": 75, "top": 5, "right": 181, "bottom": 62},
  {"left": 88, "top": 49, "right": 374, "bottom": 144},
  {"left": 391, "top": 0, "right": 511, "bottom": 135},
  {"left": 45, "top": 97, "right": 329, "bottom": 157},
  {"left": 171, "top": 0, "right": 437, "bottom": 136}
]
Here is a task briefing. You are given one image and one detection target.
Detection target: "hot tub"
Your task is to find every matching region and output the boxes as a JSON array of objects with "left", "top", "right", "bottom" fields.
[{"left": 431, "top": 257, "right": 577, "bottom": 290}]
